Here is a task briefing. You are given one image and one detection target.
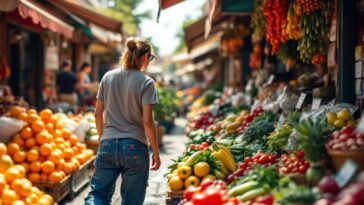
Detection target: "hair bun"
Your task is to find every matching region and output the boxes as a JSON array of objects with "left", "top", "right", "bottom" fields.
[{"left": 126, "top": 38, "right": 137, "bottom": 50}]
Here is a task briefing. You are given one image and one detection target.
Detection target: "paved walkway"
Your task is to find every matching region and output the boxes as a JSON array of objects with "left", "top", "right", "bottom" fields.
[{"left": 60, "top": 118, "right": 187, "bottom": 205}]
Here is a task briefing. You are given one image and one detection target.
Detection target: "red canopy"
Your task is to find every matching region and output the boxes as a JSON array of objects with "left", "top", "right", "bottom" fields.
[{"left": 160, "top": 0, "right": 184, "bottom": 9}]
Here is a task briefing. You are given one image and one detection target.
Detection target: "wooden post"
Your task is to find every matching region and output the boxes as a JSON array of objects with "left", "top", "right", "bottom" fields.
[{"left": 0, "top": 14, "right": 8, "bottom": 58}]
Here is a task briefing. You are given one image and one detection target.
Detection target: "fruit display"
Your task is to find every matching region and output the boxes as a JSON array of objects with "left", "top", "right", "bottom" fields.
[
  {"left": 326, "top": 109, "right": 355, "bottom": 129},
  {"left": 263, "top": 0, "right": 288, "bottom": 54},
  {"left": 0, "top": 146, "right": 54, "bottom": 205},
  {"left": 3, "top": 106, "right": 94, "bottom": 184},
  {"left": 327, "top": 125, "right": 364, "bottom": 151},
  {"left": 284, "top": 4, "right": 301, "bottom": 40},
  {"left": 278, "top": 151, "right": 310, "bottom": 175}
]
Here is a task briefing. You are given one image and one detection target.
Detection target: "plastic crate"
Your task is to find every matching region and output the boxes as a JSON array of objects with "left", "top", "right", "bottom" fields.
[
  {"left": 33, "top": 175, "right": 71, "bottom": 202},
  {"left": 69, "top": 156, "right": 96, "bottom": 198}
]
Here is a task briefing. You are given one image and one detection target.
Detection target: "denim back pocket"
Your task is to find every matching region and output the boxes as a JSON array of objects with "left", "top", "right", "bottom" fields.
[
  {"left": 95, "top": 141, "right": 111, "bottom": 167},
  {"left": 124, "top": 144, "right": 149, "bottom": 170}
]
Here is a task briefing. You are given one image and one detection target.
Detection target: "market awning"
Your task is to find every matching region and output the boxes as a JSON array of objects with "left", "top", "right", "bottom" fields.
[
  {"left": 175, "top": 58, "right": 213, "bottom": 76},
  {"left": 49, "top": 0, "right": 123, "bottom": 34},
  {"left": 160, "top": 0, "right": 184, "bottom": 9},
  {"left": 7, "top": 0, "right": 74, "bottom": 39},
  {"left": 89, "top": 24, "right": 122, "bottom": 43}
]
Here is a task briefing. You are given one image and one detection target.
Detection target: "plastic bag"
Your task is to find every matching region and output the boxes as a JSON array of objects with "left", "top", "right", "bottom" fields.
[
  {"left": 300, "top": 103, "right": 358, "bottom": 121},
  {"left": 0, "top": 117, "right": 25, "bottom": 143},
  {"left": 73, "top": 120, "right": 91, "bottom": 142}
]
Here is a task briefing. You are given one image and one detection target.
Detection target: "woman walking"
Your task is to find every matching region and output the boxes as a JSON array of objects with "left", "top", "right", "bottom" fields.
[{"left": 85, "top": 37, "right": 160, "bottom": 205}]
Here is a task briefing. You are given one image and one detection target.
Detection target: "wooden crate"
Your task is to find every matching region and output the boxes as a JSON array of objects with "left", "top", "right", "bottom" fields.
[
  {"left": 69, "top": 156, "right": 96, "bottom": 198},
  {"left": 33, "top": 175, "right": 71, "bottom": 202},
  {"left": 166, "top": 189, "right": 184, "bottom": 198},
  {"left": 85, "top": 140, "right": 99, "bottom": 154},
  {"left": 166, "top": 197, "right": 182, "bottom": 205}
]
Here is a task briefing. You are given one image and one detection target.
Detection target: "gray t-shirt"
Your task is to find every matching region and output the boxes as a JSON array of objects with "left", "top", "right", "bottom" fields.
[{"left": 96, "top": 68, "right": 158, "bottom": 145}]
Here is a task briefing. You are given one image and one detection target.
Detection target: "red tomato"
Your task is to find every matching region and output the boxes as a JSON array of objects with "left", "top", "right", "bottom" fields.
[
  {"left": 203, "top": 189, "right": 223, "bottom": 205},
  {"left": 341, "top": 125, "right": 354, "bottom": 135},
  {"left": 268, "top": 155, "right": 277, "bottom": 163},
  {"left": 244, "top": 157, "right": 253, "bottom": 163},
  {"left": 258, "top": 155, "right": 270, "bottom": 164},
  {"left": 201, "top": 142, "right": 209, "bottom": 148},
  {"left": 298, "top": 165, "right": 307, "bottom": 174},
  {"left": 198, "top": 145, "right": 204, "bottom": 150},
  {"left": 184, "top": 186, "right": 199, "bottom": 200},
  {"left": 295, "top": 151, "right": 304, "bottom": 158},
  {"left": 239, "top": 162, "right": 247, "bottom": 169},
  {"left": 255, "top": 194, "right": 274, "bottom": 205},
  {"left": 233, "top": 169, "right": 244, "bottom": 177},
  {"left": 200, "top": 179, "right": 214, "bottom": 190},
  {"left": 191, "top": 144, "right": 196, "bottom": 149}
]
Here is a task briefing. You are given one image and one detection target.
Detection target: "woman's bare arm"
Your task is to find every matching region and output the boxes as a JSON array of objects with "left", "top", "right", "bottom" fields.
[
  {"left": 94, "top": 100, "right": 104, "bottom": 139},
  {"left": 143, "top": 104, "right": 161, "bottom": 170}
]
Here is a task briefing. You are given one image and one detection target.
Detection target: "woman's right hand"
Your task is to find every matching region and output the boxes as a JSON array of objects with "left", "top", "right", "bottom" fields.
[{"left": 151, "top": 153, "right": 161, "bottom": 171}]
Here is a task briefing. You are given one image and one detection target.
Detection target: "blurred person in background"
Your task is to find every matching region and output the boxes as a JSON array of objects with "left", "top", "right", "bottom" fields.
[
  {"left": 56, "top": 60, "right": 78, "bottom": 105},
  {"left": 77, "top": 62, "right": 93, "bottom": 106},
  {"left": 85, "top": 37, "right": 160, "bottom": 205}
]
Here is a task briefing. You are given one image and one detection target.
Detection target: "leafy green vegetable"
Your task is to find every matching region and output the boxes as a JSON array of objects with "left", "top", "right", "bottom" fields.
[
  {"left": 153, "top": 87, "right": 179, "bottom": 122},
  {"left": 241, "top": 143, "right": 269, "bottom": 158},
  {"left": 295, "top": 117, "right": 330, "bottom": 163},
  {"left": 243, "top": 120, "right": 275, "bottom": 143},
  {"left": 275, "top": 185, "right": 318, "bottom": 204},
  {"left": 238, "top": 165, "right": 280, "bottom": 189},
  {"left": 194, "top": 149, "right": 222, "bottom": 171},
  {"left": 267, "top": 125, "right": 292, "bottom": 154},
  {"left": 253, "top": 111, "right": 278, "bottom": 123},
  {"left": 286, "top": 111, "right": 301, "bottom": 127}
]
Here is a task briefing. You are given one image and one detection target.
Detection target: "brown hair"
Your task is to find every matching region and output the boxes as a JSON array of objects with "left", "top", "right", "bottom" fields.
[{"left": 120, "top": 37, "right": 152, "bottom": 70}]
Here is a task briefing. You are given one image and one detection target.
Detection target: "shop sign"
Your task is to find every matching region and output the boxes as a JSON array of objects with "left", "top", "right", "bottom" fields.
[
  {"left": 44, "top": 45, "right": 59, "bottom": 70},
  {"left": 295, "top": 93, "right": 306, "bottom": 110},
  {"left": 221, "top": 0, "right": 254, "bottom": 14},
  {"left": 311, "top": 98, "right": 322, "bottom": 110},
  {"left": 276, "top": 115, "right": 285, "bottom": 130}
]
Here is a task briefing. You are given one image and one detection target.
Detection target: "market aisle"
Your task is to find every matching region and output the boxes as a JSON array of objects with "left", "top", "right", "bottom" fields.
[{"left": 62, "top": 118, "right": 187, "bottom": 205}]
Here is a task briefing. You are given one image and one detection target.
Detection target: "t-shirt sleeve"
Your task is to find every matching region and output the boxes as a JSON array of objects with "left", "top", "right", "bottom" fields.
[
  {"left": 96, "top": 75, "right": 106, "bottom": 102},
  {"left": 142, "top": 79, "right": 159, "bottom": 105}
]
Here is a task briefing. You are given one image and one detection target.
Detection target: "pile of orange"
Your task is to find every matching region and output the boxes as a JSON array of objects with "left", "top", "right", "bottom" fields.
[
  {"left": 5, "top": 106, "right": 94, "bottom": 185},
  {"left": 0, "top": 144, "right": 54, "bottom": 205}
]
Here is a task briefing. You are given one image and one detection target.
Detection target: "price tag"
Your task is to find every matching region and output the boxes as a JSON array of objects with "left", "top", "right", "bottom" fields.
[
  {"left": 276, "top": 115, "right": 285, "bottom": 130},
  {"left": 209, "top": 105, "right": 220, "bottom": 116},
  {"left": 328, "top": 98, "right": 335, "bottom": 106},
  {"left": 356, "top": 113, "right": 364, "bottom": 133},
  {"left": 282, "top": 86, "right": 287, "bottom": 95},
  {"left": 311, "top": 98, "right": 322, "bottom": 110},
  {"left": 335, "top": 160, "right": 357, "bottom": 188},
  {"left": 295, "top": 93, "right": 306, "bottom": 109},
  {"left": 267, "top": 75, "right": 275, "bottom": 85}
]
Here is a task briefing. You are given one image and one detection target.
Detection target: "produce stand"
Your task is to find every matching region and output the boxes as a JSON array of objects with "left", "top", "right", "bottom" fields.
[
  {"left": 85, "top": 140, "right": 100, "bottom": 154},
  {"left": 166, "top": 189, "right": 184, "bottom": 205},
  {"left": 69, "top": 156, "right": 96, "bottom": 199},
  {"left": 33, "top": 175, "right": 72, "bottom": 203}
]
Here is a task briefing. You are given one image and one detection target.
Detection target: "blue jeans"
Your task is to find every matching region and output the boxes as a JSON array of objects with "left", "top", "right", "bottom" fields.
[{"left": 85, "top": 138, "right": 149, "bottom": 205}]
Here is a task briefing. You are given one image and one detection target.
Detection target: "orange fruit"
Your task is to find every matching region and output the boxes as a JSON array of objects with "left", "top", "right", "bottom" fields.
[
  {"left": 39, "top": 143, "right": 52, "bottom": 156},
  {"left": 13, "top": 165, "right": 25, "bottom": 178},
  {"left": 7, "top": 143, "right": 20, "bottom": 156},
  {"left": 0, "top": 155, "right": 14, "bottom": 173},
  {"left": 69, "top": 135, "right": 78, "bottom": 145},
  {"left": 27, "top": 109, "right": 37, "bottom": 115},
  {"left": 58, "top": 171, "right": 66, "bottom": 178},
  {"left": 40, "top": 173, "right": 48, "bottom": 181},
  {"left": 39, "top": 109, "right": 52, "bottom": 121},
  {"left": 39, "top": 156, "right": 46, "bottom": 162},
  {"left": 54, "top": 137, "right": 64, "bottom": 144},
  {"left": 37, "top": 197, "right": 51, "bottom": 205},
  {"left": 48, "top": 115, "right": 59, "bottom": 126},
  {"left": 31, "top": 120, "right": 44, "bottom": 133},
  {"left": 1, "top": 189, "right": 19, "bottom": 204},
  {"left": 19, "top": 162, "right": 29, "bottom": 174},
  {"left": 42, "top": 194, "right": 53, "bottom": 205},
  {"left": 4, "top": 167, "right": 20, "bottom": 183},
  {"left": 47, "top": 152, "right": 61, "bottom": 165},
  {"left": 0, "top": 176, "right": 5, "bottom": 193},
  {"left": 10, "top": 106, "right": 23, "bottom": 117},
  {"left": 71, "top": 159, "right": 80, "bottom": 169},
  {"left": 12, "top": 200, "right": 26, "bottom": 205},
  {"left": 64, "top": 141, "right": 71, "bottom": 148},
  {"left": 13, "top": 150, "right": 26, "bottom": 163},
  {"left": 75, "top": 154, "right": 86, "bottom": 164},
  {"left": 26, "top": 149, "right": 39, "bottom": 162},
  {"left": 64, "top": 163, "right": 74, "bottom": 174},
  {"left": 26, "top": 193, "right": 39, "bottom": 204},
  {"left": 41, "top": 161, "right": 55, "bottom": 174},
  {"left": 63, "top": 148, "right": 74, "bottom": 160},
  {"left": 28, "top": 173, "right": 40, "bottom": 183},
  {"left": 61, "top": 129, "right": 71, "bottom": 139},
  {"left": 56, "top": 159, "right": 65, "bottom": 171},
  {"left": 56, "top": 143, "right": 65, "bottom": 151},
  {"left": 0, "top": 142, "right": 7, "bottom": 156},
  {"left": 17, "top": 112, "right": 28, "bottom": 122},
  {"left": 35, "top": 132, "right": 49, "bottom": 145},
  {"left": 48, "top": 172, "right": 62, "bottom": 183},
  {"left": 52, "top": 129, "right": 62, "bottom": 138},
  {"left": 12, "top": 134, "right": 25, "bottom": 147},
  {"left": 55, "top": 122, "right": 64, "bottom": 130},
  {"left": 27, "top": 113, "right": 40, "bottom": 124},
  {"left": 25, "top": 138, "right": 36, "bottom": 149},
  {"left": 31, "top": 186, "right": 43, "bottom": 196},
  {"left": 20, "top": 179, "right": 32, "bottom": 197},
  {"left": 44, "top": 123, "right": 54, "bottom": 134},
  {"left": 10, "top": 178, "right": 24, "bottom": 194},
  {"left": 29, "top": 161, "right": 41, "bottom": 173},
  {"left": 20, "top": 127, "right": 33, "bottom": 139}
]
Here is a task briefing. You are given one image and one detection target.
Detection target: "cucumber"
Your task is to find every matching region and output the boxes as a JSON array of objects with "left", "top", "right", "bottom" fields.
[
  {"left": 185, "top": 151, "right": 202, "bottom": 166},
  {"left": 237, "top": 188, "right": 268, "bottom": 202},
  {"left": 227, "top": 181, "right": 258, "bottom": 197},
  {"left": 213, "top": 169, "right": 226, "bottom": 180}
]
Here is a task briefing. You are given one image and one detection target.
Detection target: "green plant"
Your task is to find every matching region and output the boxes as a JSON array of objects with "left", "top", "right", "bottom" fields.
[{"left": 153, "top": 87, "right": 179, "bottom": 122}]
